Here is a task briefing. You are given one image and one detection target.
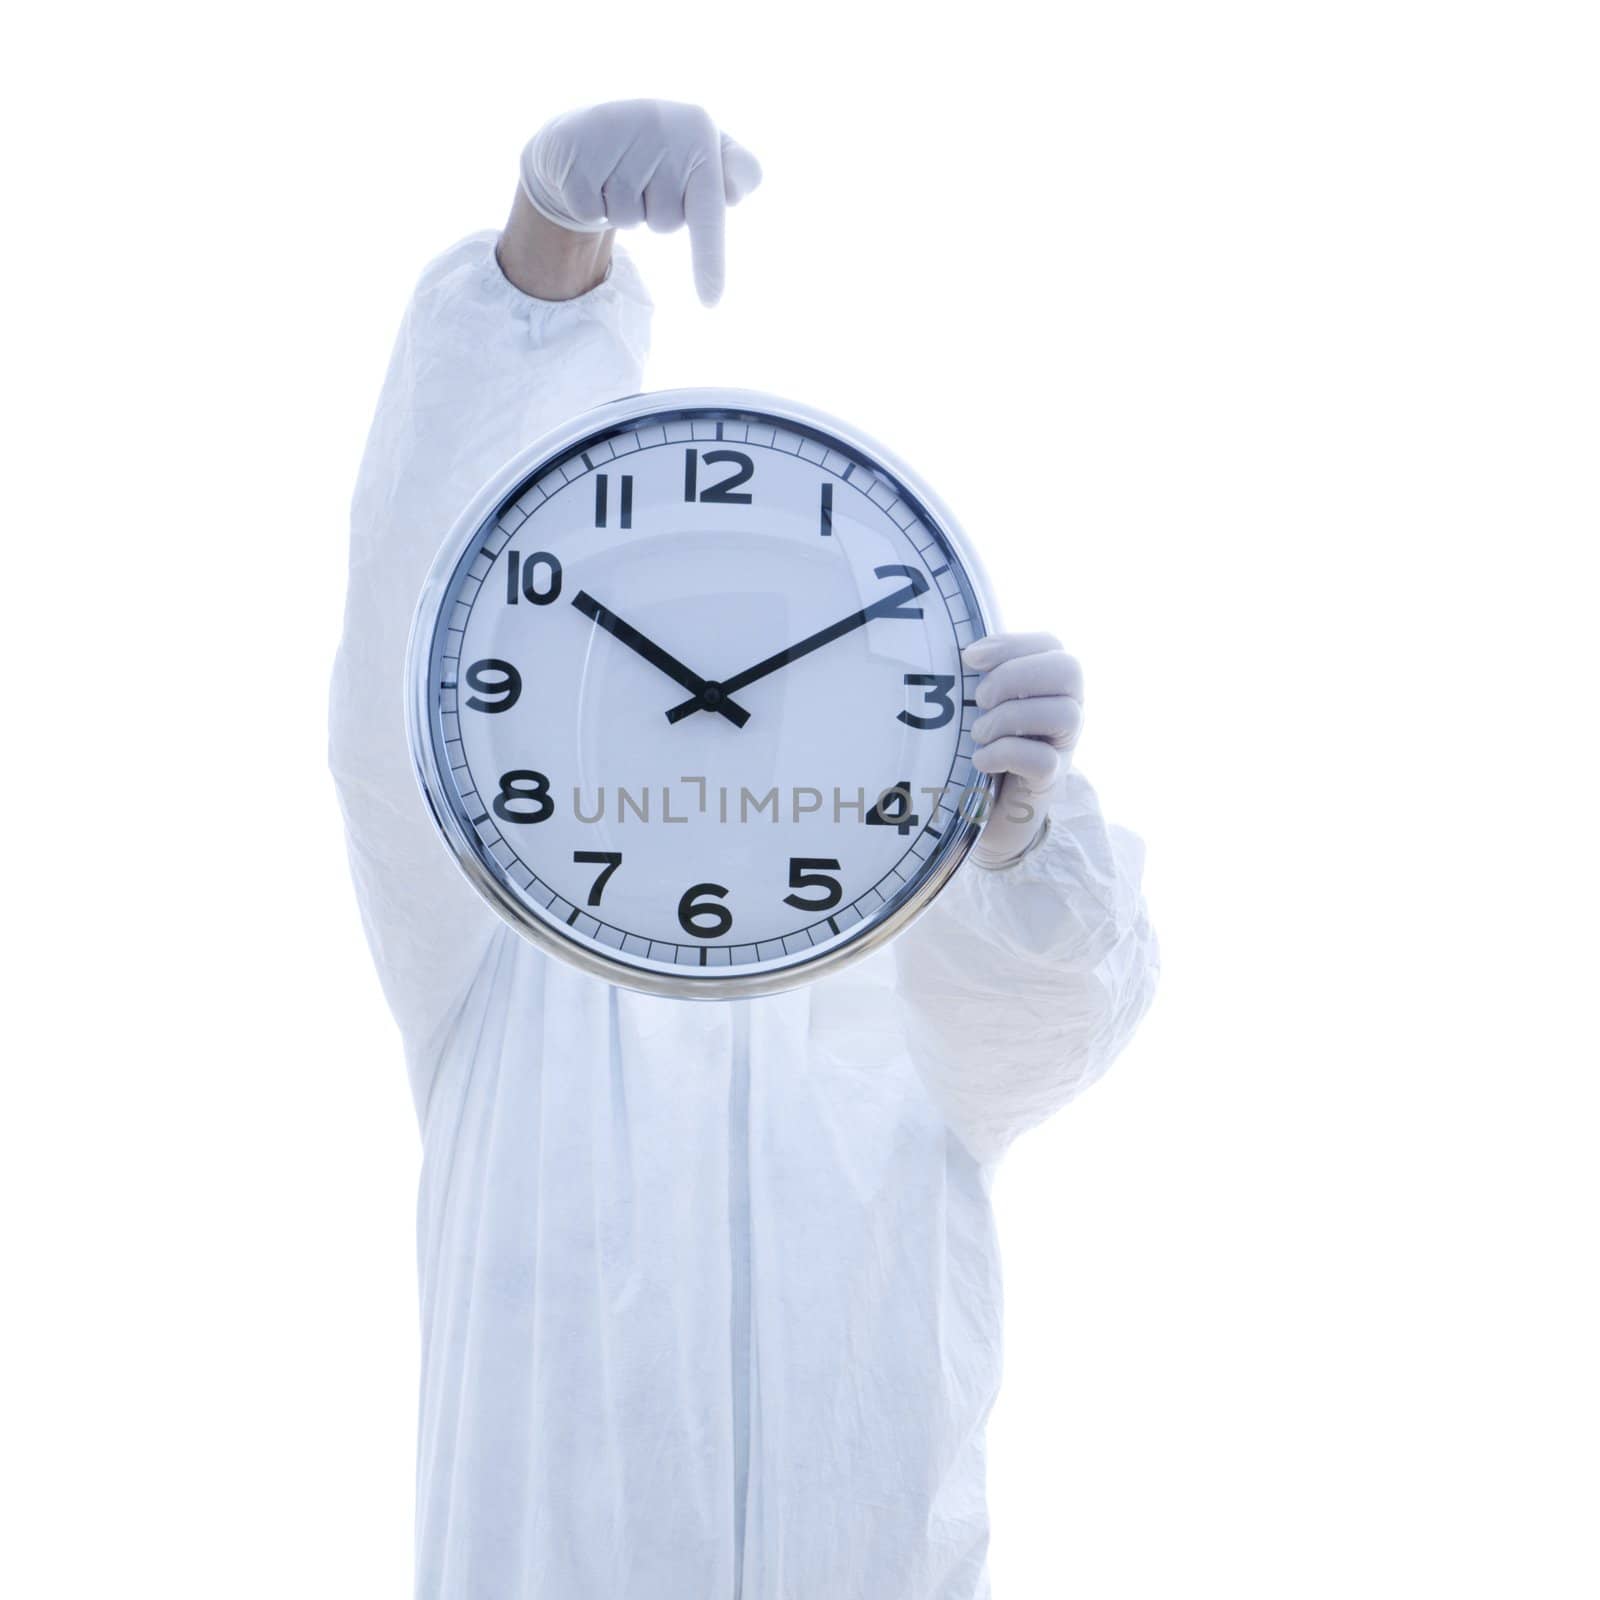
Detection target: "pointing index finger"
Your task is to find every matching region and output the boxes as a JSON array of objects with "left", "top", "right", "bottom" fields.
[{"left": 683, "top": 150, "right": 727, "bottom": 306}]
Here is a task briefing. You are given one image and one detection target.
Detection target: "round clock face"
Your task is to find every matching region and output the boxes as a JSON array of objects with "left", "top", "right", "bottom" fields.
[{"left": 408, "top": 390, "right": 997, "bottom": 997}]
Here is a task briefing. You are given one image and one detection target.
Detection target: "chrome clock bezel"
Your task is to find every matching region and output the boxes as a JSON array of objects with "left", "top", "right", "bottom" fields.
[{"left": 405, "top": 388, "right": 1000, "bottom": 999}]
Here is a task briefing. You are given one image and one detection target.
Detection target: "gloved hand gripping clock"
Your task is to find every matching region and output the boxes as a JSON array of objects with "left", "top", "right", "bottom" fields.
[{"left": 330, "top": 96, "right": 1157, "bottom": 1600}]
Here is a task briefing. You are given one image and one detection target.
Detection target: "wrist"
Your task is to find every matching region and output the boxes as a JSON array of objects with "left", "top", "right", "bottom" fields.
[
  {"left": 495, "top": 185, "right": 615, "bottom": 300},
  {"left": 972, "top": 811, "right": 1052, "bottom": 872}
]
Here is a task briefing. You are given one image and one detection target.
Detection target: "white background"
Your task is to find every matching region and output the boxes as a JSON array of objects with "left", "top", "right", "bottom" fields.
[{"left": 4, "top": 2, "right": 1596, "bottom": 1595}]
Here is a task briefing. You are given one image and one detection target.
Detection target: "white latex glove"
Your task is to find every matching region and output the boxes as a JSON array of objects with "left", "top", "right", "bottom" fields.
[
  {"left": 519, "top": 99, "right": 763, "bottom": 306},
  {"left": 962, "top": 632, "right": 1085, "bottom": 869}
]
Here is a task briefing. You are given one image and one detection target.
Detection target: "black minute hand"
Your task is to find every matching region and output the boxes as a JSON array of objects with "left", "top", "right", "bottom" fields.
[
  {"left": 572, "top": 590, "right": 751, "bottom": 727},
  {"left": 664, "top": 565, "right": 929, "bottom": 725}
]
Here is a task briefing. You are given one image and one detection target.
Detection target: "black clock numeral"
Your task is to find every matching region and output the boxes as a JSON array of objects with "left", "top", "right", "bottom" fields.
[
  {"left": 684, "top": 448, "right": 754, "bottom": 505},
  {"left": 492, "top": 769, "right": 553, "bottom": 824},
  {"left": 505, "top": 549, "right": 563, "bottom": 606},
  {"left": 898, "top": 673, "right": 955, "bottom": 730},
  {"left": 818, "top": 481, "right": 833, "bottom": 536},
  {"left": 866, "top": 778, "right": 920, "bottom": 836},
  {"left": 574, "top": 850, "right": 622, "bottom": 906},
  {"left": 872, "top": 565, "right": 928, "bottom": 619},
  {"left": 678, "top": 881, "right": 733, "bottom": 938},
  {"left": 463, "top": 659, "right": 522, "bottom": 713},
  {"left": 594, "top": 473, "right": 633, "bottom": 529},
  {"left": 783, "top": 857, "right": 842, "bottom": 912}
]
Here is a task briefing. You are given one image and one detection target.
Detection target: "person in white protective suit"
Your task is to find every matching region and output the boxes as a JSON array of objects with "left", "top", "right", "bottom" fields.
[{"left": 330, "top": 99, "right": 1158, "bottom": 1600}]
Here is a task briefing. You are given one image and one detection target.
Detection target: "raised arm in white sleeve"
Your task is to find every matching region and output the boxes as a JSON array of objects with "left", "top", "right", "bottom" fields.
[
  {"left": 891, "top": 632, "right": 1159, "bottom": 1164},
  {"left": 328, "top": 234, "right": 652, "bottom": 1065}
]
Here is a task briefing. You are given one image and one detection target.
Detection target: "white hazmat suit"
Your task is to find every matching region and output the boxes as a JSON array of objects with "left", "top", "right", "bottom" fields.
[{"left": 330, "top": 231, "right": 1159, "bottom": 1599}]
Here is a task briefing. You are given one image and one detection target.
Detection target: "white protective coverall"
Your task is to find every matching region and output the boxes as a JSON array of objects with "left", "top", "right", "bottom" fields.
[{"left": 329, "top": 231, "right": 1159, "bottom": 1600}]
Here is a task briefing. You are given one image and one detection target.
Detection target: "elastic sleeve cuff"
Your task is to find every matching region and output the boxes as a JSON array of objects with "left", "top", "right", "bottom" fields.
[
  {"left": 477, "top": 231, "right": 652, "bottom": 318},
  {"left": 415, "top": 230, "right": 654, "bottom": 347},
  {"left": 930, "top": 773, "right": 1141, "bottom": 970}
]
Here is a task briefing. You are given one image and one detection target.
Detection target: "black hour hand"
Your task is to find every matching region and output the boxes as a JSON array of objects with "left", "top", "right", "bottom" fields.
[{"left": 571, "top": 590, "right": 750, "bottom": 727}]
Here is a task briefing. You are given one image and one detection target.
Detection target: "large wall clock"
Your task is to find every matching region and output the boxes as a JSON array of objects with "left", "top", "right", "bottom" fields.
[{"left": 407, "top": 390, "right": 999, "bottom": 997}]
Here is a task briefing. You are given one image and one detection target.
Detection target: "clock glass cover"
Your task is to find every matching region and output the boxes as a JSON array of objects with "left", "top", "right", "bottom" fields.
[{"left": 407, "top": 390, "right": 998, "bottom": 997}]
